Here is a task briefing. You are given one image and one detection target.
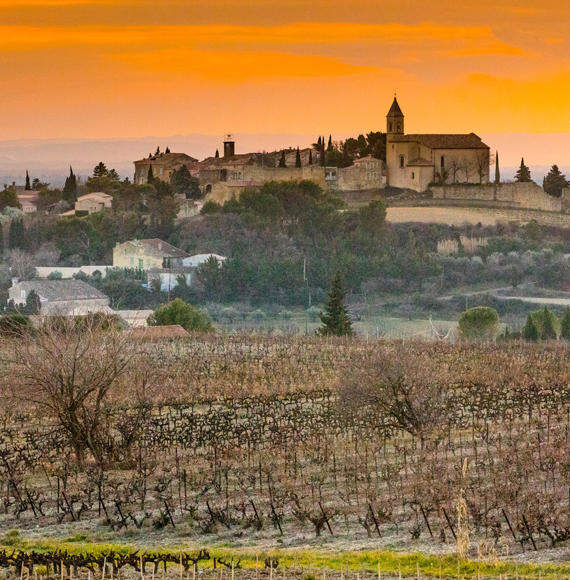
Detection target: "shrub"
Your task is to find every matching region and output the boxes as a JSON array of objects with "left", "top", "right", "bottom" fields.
[
  {"left": 458, "top": 306, "right": 499, "bottom": 341},
  {"left": 47, "top": 271, "right": 63, "bottom": 280},
  {"left": 148, "top": 298, "right": 213, "bottom": 333}
]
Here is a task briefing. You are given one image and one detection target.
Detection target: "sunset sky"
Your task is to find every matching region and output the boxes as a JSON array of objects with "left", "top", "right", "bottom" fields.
[{"left": 1, "top": 0, "right": 569, "bottom": 141}]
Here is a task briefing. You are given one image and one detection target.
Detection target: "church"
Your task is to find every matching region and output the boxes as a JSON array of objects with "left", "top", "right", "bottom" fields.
[{"left": 385, "top": 97, "right": 491, "bottom": 192}]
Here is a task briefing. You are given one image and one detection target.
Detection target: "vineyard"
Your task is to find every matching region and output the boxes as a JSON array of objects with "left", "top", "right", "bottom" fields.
[{"left": 2, "top": 333, "right": 570, "bottom": 562}]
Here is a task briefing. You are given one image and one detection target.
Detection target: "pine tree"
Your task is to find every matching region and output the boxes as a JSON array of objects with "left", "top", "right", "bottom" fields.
[
  {"left": 215, "top": 149, "right": 219, "bottom": 158},
  {"left": 25, "top": 170, "right": 31, "bottom": 191},
  {"left": 541, "top": 306, "right": 558, "bottom": 340},
  {"left": 561, "top": 307, "right": 570, "bottom": 340},
  {"left": 147, "top": 165, "right": 154, "bottom": 184},
  {"left": 309, "top": 150, "right": 313, "bottom": 165},
  {"left": 522, "top": 314, "right": 538, "bottom": 342},
  {"left": 318, "top": 271, "right": 353, "bottom": 337},
  {"left": 279, "top": 150, "right": 287, "bottom": 168},
  {"left": 543, "top": 165, "right": 570, "bottom": 198},
  {"left": 495, "top": 151, "right": 500, "bottom": 185},
  {"left": 514, "top": 158, "right": 532, "bottom": 183},
  {"left": 295, "top": 147, "right": 302, "bottom": 168}
]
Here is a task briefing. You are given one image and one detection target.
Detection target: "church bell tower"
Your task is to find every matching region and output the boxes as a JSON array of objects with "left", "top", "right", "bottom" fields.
[{"left": 387, "top": 96, "right": 404, "bottom": 136}]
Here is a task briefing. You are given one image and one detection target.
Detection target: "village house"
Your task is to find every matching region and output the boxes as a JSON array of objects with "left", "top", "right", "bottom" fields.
[
  {"left": 385, "top": 97, "right": 491, "bottom": 192},
  {"left": 113, "top": 239, "right": 189, "bottom": 270},
  {"left": 134, "top": 151, "right": 198, "bottom": 185},
  {"left": 9, "top": 280, "right": 111, "bottom": 316},
  {"left": 61, "top": 192, "right": 113, "bottom": 216}
]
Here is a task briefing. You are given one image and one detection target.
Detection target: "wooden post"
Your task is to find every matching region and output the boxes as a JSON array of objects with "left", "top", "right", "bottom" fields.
[
  {"left": 142, "top": 556, "right": 145, "bottom": 580},
  {"left": 417, "top": 562, "right": 420, "bottom": 580},
  {"left": 378, "top": 562, "right": 380, "bottom": 580},
  {"left": 231, "top": 559, "right": 234, "bottom": 580},
  {"left": 60, "top": 561, "right": 63, "bottom": 580},
  {"left": 270, "top": 559, "right": 273, "bottom": 580},
  {"left": 102, "top": 558, "right": 107, "bottom": 580},
  {"left": 256, "top": 556, "right": 260, "bottom": 580},
  {"left": 398, "top": 561, "right": 401, "bottom": 580}
]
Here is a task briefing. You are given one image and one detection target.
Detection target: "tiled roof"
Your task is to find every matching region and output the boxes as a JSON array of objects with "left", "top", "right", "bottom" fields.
[
  {"left": 407, "top": 157, "right": 434, "bottom": 167},
  {"left": 387, "top": 97, "right": 404, "bottom": 117},
  {"left": 77, "top": 192, "right": 113, "bottom": 202},
  {"left": 125, "top": 239, "right": 189, "bottom": 258},
  {"left": 12, "top": 280, "right": 107, "bottom": 302},
  {"left": 134, "top": 153, "right": 198, "bottom": 167},
  {"left": 391, "top": 133, "right": 489, "bottom": 150}
]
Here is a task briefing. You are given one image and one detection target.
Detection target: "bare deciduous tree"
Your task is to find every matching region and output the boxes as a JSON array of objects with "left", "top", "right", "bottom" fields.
[{"left": 0, "top": 316, "right": 146, "bottom": 466}]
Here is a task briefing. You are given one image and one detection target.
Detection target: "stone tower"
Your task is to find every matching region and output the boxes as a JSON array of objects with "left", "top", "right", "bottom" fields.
[
  {"left": 387, "top": 97, "right": 404, "bottom": 136},
  {"left": 223, "top": 134, "right": 235, "bottom": 158}
]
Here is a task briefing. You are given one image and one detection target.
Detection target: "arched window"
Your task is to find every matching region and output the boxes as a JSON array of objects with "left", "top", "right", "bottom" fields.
[
  {"left": 397, "top": 123, "right": 401, "bottom": 132},
  {"left": 205, "top": 184, "right": 212, "bottom": 194},
  {"left": 389, "top": 123, "right": 393, "bottom": 132},
  {"left": 399, "top": 156, "right": 405, "bottom": 168}
]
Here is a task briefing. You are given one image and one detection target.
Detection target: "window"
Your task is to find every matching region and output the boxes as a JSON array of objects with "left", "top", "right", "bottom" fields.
[
  {"left": 397, "top": 123, "right": 401, "bottom": 132},
  {"left": 389, "top": 123, "right": 393, "bottom": 132},
  {"left": 21, "top": 290, "right": 26, "bottom": 299},
  {"left": 154, "top": 167, "right": 157, "bottom": 174},
  {"left": 412, "top": 172, "right": 415, "bottom": 179},
  {"left": 373, "top": 172, "right": 378, "bottom": 179},
  {"left": 130, "top": 257, "right": 134, "bottom": 266},
  {"left": 399, "top": 156, "right": 405, "bottom": 168},
  {"left": 160, "top": 167, "right": 163, "bottom": 175},
  {"left": 392, "top": 145, "right": 395, "bottom": 150},
  {"left": 441, "top": 156, "right": 445, "bottom": 168},
  {"left": 366, "top": 172, "right": 370, "bottom": 180}
]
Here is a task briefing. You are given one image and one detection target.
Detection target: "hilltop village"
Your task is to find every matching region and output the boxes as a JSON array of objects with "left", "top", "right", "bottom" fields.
[{"left": 0, "top": 98, "right": 570, "bottom": 332}]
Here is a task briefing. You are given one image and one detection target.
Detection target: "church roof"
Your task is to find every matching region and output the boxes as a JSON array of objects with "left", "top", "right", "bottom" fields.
[
  {"left": 387, "top": 97, "right": 404, "bottom": 117},
  {"left": 391, "top": 133, "right": 489, "bottom": 150}
]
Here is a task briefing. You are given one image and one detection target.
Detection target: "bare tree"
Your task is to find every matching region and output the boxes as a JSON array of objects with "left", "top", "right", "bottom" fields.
[
  {"left": 448, "top": 157, "right": 461, "bottom": 184},
  {"left": 0, "top": 316, "right": 146, "bottom": 466},
  {"left": 475, "top": 150, "right": 494, "bottom": 184},
  {"left": 339, "top": 347, "right": 451, "bottom": 447},
  {"left": 7, "top": 249, "right": 36, "bottom": 281},
  {"left": 459, "top": 157, "right": 474, "bottom": 183}
]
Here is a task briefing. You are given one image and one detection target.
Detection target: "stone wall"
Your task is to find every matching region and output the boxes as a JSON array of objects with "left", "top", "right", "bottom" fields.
[{"left": 431, "top": 182, "right": 563, "bottom": 212}]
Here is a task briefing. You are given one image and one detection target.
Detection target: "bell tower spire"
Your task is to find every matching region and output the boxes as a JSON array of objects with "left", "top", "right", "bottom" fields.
[{"left": 387, "top": 96, "right": 404, "bottom": 135}]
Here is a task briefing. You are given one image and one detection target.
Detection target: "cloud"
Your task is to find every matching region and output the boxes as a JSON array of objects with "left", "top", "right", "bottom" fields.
[
  {"left": 113, "top": 49, "right": 378, "bottom": 81},
  {"left": 0, "top": 23, "right": 525, "bottom": 57}
]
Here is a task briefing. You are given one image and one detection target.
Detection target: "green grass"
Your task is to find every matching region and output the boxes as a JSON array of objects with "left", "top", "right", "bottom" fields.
[{"left": 0, "top": 539, "right": 568, "bottom": 580}]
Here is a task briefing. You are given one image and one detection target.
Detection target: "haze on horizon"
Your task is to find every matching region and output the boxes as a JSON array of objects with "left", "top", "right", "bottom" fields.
[{"left": 1, "top": 0, "right": 570, "bottom": 149}]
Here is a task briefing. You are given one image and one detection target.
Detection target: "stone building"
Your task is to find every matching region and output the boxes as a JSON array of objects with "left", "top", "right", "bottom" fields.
[
  {"left": 134, "top": 152, "right": 198, "bottom": 185},
  {"left": 9, "top": 280, "right": 110, "bottom": 315},
  {"left": 385, "top": 97, "right": 490, "bottom": 192},
  {"left": 113, "top": 239, "right": 189, "bottom": 270}
]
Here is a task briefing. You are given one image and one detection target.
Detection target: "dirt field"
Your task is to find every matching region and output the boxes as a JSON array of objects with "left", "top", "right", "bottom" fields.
[{"left": 386, "top": 208, "right": 506, "bottom": 226}]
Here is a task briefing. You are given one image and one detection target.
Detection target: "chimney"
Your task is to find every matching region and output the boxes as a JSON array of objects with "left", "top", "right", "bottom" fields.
[{"left": 12, "top": 182, "right": 15, "bottom": 187}]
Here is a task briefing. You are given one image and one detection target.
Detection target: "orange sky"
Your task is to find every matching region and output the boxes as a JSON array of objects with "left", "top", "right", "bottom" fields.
[{"left": 1, "top": 0, "right": 569, "bottom": 140}]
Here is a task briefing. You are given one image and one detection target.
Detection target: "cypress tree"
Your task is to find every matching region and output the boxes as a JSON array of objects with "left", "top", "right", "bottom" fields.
[
  {"left": 522, "top": 314, "right": 538, "bottom": 342},
  {"left": 25, "top": 170, "right": 31, "bottom": 191},
  {"left": 515, "top": 158, "right": 532, "bottom": 183},
  {"left": 165, "top": 146, "right": 170, "bottom": 154},
  {"left": 318, "top": 271, "right": 353, "bottom": 337},
  {"left": 561, "top": 307, "right": 570, "bottom": 340},
  {"left": 215, "top": 149, "right": 219, "bottom": 158},
  {"left": 309, "top": 150, "right": 313, "bottom": 165},
  {"left": 327, "top": 135, "right": 333, "bottom": 152},
  {"left": 295, "top": 147, "right": 302, "bottom": 168},
  {"left": 63, "top": 166, "right": 77, "bottom": 203},
  {"left": 279, "top": 150, "right": 287, "bottom": 168},
  {"left": 147, "top": 165, "right": 154, "bottom": 184},
  {"left": 541, "top": 306, "right": 558, "bottom": 340},
  {"left": 495, "top": 151, "right": 500, "bottom": 185}
]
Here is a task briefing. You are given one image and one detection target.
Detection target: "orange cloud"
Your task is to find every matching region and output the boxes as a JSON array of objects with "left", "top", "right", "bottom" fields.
[{"left": 114, "top": 49, "right": 378, "bottom": 81}]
